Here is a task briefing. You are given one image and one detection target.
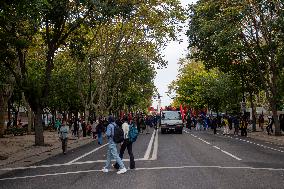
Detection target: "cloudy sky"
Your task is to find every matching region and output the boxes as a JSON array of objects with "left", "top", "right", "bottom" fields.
[{"left": 152, "top": 0, "right": 197, "bottom": 107}]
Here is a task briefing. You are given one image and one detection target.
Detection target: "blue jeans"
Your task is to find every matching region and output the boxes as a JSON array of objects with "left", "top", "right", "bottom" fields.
[
  {"left": 105, "top": 141, "right": 125, "bottom": 169},
  {"left": 97, "top": 132, "right": 103, "bottom": 145}
]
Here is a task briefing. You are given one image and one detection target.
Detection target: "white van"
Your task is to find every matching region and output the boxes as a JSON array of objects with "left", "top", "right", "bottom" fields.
[{"left": 160, "top": 111, "right": 184, "bottom": 134}]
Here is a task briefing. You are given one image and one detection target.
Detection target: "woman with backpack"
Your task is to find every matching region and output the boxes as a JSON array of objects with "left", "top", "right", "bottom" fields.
[{"left": 114, "top": 116, "right": 137, "bottom": 170}]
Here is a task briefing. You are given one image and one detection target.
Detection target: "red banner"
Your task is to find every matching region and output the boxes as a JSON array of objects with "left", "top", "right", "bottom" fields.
[{"left": 180, "top": 104, "right": 185, "bottom": 121}]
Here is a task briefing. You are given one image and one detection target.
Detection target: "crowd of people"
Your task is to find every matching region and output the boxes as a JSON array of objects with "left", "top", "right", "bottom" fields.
[
  {"left": 56, "top": 113, "right": 160, "bottom": 174},
  {"left": 185, "top": 112, "right": 284, "bottom": 136},
  {"left": 55, "top": 111, "right": 284, "bottom": 174}
]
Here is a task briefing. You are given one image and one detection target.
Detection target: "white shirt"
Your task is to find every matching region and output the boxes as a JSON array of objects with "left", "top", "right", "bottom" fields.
[{"left": 122, "top": 122, "right": 129, "bottom": 139}]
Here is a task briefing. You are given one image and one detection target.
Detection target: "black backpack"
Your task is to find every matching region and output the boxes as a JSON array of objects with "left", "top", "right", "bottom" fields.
[{"left": 112, "top": 124, "right": 124, "bottom": 143}]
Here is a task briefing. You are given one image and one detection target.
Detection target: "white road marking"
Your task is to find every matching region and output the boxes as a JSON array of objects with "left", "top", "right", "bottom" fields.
[
  {"left": 220, "top": 150, "right": 242, "bottom": 161},
  {"left": 1, "top": 165, "right": 284, "bottom": 181},
  {"left": 144, "top": 130, "right": 156, "bottom": 160},
  {"left": 67, "top": 143, "right": 108, "bottom": 164},
  {"left": 150, "top": 130, "right": 159, "bottom": 160},
  {"left": 233, "top": 137, "right": 284, "bottom": 153},
  {"left": 213, "top": 132, "right": 284, "bottom": 153},
  {"left": 0, "top": 158, "right": 148, "bottom": 171},
  {"left": 213, "top": 146, "right": 220, "bottom": 150},
  {"left": 212, "top": 145, "right": 242, "bottom": 160},
  {"left": 197, "top": 138, "right": 211, "bottom": 145}
]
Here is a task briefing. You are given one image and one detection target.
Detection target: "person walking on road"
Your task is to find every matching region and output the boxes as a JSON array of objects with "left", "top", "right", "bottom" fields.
[
  {"left": 114, "top": 116, "right": 136, "bottom": 170},
  {"left": 91, "top": 120, "right": 97, "bottom": 139},
  {"left": 73, "top": 118, "right": 79, "bottom": 138},
  {"left": 212, "top": 117, "right": 218, "bottom": 134},
  {"left": 81, "top": 119, "right": 87, "bottom": 137},
  {"left": 222, "top": 116, "right": 230, "bottom": 135},
  {"left": 233, "top": 115, "right": 240, "bottom": 136},
  {"left": 196, "top": 116, "right": 203, "bottom": 131},
  {"left": 145, "top": 116, "right": 151, "bottom": 134},
  {"left": 258, "top": 114, "right": 265, "bottom": 131},
  {"left": 240, "top": 115, "right": 248, "bottom": 136},
  {"left": 59, "top": 120, "right": 69, "bottom": 155},
  {"left": 266, "top": 116, "right": 274, "bottom": 135},
  {"left": 186, "top": 113, "right": 192, "bottom": 130},
  {"left": 96, "top": 119, "right": 104, "bottom": 145},
  {"left": 102, "top": 115, "right": 127, "bottom": 174}
]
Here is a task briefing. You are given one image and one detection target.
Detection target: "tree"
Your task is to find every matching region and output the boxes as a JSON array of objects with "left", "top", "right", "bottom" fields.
[
  {"left": 1, "top": 0, "right": 185, "bottom": 144},
  {"left": 169, "top": 59, "right": 242, "bottom": 114},
  {"left": 187, "top": 0, "right": 284, "bottom": 135},
  {"left": 1, "top": 0, "right": 140, "bottom": 145},
  {"left": 0, "top": 67, "right": 14, "bottom": 137}
]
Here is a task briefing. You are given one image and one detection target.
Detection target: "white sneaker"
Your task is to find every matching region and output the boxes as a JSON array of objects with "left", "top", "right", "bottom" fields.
[
  {"left": 117, "top": 168, "right": 127, "bottom": 174},
  {"left": 102, "top": 167, "right": 109, "bottom": 173}
]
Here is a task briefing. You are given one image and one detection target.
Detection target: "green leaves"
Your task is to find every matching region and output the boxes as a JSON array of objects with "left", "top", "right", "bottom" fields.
[
  {"left": 170, "top": 59, "right": 242, "bottom": 112},
  {"left": 187, "top": 0, "right": 284, "bottom": 108}
]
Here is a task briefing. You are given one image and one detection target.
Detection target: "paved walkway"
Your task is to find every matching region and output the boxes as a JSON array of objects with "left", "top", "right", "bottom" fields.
[{"left": 0, "top": 131, "right": 94, "bottom": 169}]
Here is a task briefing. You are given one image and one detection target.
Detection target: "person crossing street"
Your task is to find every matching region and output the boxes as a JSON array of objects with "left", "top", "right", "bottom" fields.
[
  {"left": 102, "top": 116, "right": 127, "bottom": 174},
  {"left": 113, "top": 116, "right": 136, "bottom": 170}
]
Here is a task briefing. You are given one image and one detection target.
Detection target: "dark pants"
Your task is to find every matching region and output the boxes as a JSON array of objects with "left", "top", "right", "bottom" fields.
[
  {"left": 73, "top": 127, "right": 79, "bottom": 137},
  {"left": 61, "top": 138, "right": 68, "bottom": 154},
  {"left": 114, "top": 139, "right": 135, "bottom": 169},
  {"left": 266, "top": 124, "right": 273, "bottom": 135},
  {"left": 97, "top": 132, "right": 103, "bottom": 145},
  {"left": 234, "top": 126, "right": 239, "bottom": 135},
  {"left": 213, "top": 127, "right": 217, "bottom": 134},
  {"left": 82, "top": 128, "right": 86, "bottom": 137},
  {"left": 241, "top": 128, "right": 247, "bottom": 136}
]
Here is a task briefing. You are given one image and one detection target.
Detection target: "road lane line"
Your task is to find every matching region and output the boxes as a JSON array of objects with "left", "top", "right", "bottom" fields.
[
  {"left": 197, "top": 138, "right": 211, "bottom": 145},
  {"left": 209, "top": 130, "right": 284, "bottom": 153},
  {"left": 0, "top": 158, "right": 148, "bottom": 171},
  {"left": 143, "top": 130, "right": 156, "bottom": 160},
  {"left": 220, "top": 150, "right": 242, "bottom": 161},
  {"left": 150, "top": 130, "right": 159, "bottom": 160},
  {"left": 213, "top": 146, "right": 241, "bottom": 160},
  {"left": 1, "top": 165, "right": 284, "bottom": 181},
  {"left": 67, "top": 143, "right": 108, "bottom": 164},
  {"left": 213, "top": 146, "right": 220, "bottom": 150}
]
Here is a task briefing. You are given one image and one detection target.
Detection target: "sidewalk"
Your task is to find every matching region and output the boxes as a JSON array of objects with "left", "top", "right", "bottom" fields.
[
  {"left": 0, "top": 131, "right": 94, "bottom": 169},
  {"left": 247, "top": 125, "right": 284, "bottom": 146}
]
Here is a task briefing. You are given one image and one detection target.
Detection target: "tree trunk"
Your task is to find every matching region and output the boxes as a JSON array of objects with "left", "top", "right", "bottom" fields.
[
  {"left": 27, "top": 108, "right": 32, "bottom": 134},
  {"left": 85, "top": 107, "right": 89, "bottom": 123},
  {"left": 21, "top": 92, "right": 32, "bottom": 134},
  {"left": 249, "top": 91, "right": 256, "bottom": 132},
  {"left": 0, "top": 96, "right": 7, "bottom": 138},
  {"left": 8, "top": 99, "right": 11, "bottom": 125},
  {"left": 269, "top": 63, "right": 281, "bottom": 136},
  {"left": 34, "top": 107, "right": 44, "bottom": 146}
]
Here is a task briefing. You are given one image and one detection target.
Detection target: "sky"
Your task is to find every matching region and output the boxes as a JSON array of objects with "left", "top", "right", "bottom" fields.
[{"left": 152, "top": 0, "right": 197, "bottom": 108}]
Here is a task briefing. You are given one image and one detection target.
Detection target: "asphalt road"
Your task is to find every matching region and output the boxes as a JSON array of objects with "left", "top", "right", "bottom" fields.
[{"left": 0, "top": 128, "right": 284, "bottom": 189}]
